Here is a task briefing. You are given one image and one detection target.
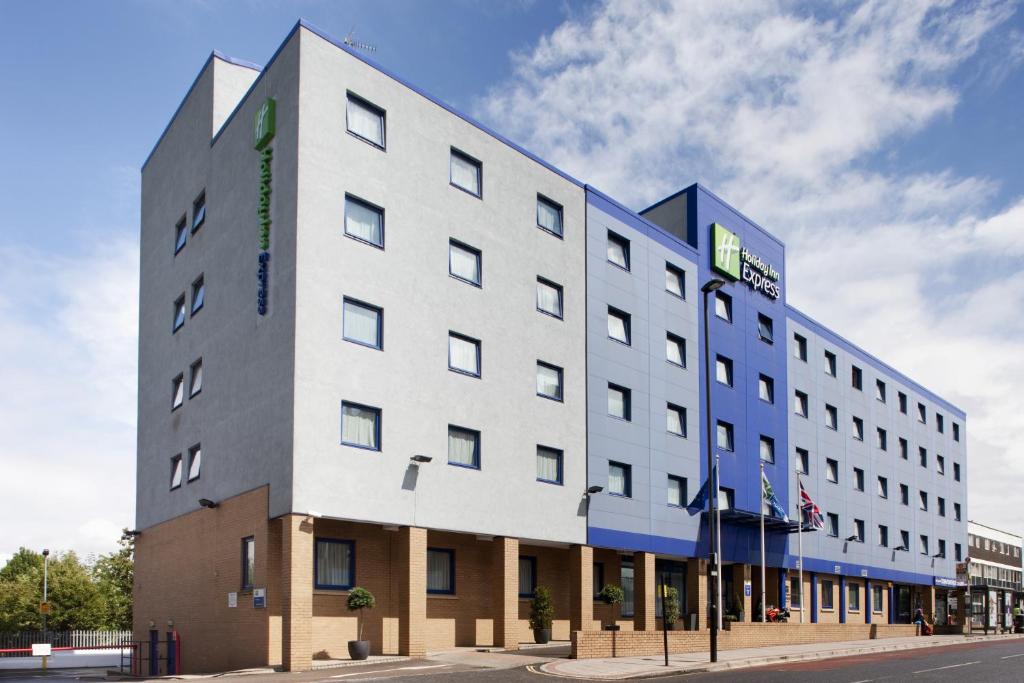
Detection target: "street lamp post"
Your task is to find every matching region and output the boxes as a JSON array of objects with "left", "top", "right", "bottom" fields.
[
  {"left": 41, "top": 549, "right": 49, "bottom": 637},
  {"left": 701, "top": 278, "right": 726, "bottom": 663}
]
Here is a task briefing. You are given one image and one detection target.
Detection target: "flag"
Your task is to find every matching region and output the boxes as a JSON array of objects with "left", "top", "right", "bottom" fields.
[
  {"left": 686, "top": 469, "right": 713, "bottom": 516},
  {"left": 762, "top": 470, "right": 789, "bottom": 522},
  {"left": 798, "top": 479, "right": 825, "bottom": 529}
]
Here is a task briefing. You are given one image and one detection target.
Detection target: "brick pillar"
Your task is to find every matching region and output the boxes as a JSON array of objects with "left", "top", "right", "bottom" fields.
[
  {"left": 281, "top": 514, "right": 314, "bottom": 672},
  {"left": 733, "top": 564, "right": 751, "bottom": 621},
  {"left": 398, "top": 527, "right": 427, "bottom": 657},
  {"left": 569, "top": 545, "right": 593, "bottom": 633},
  {"left": 492, "top": 537, "right": 520, "bottom": 649},
  {"left": 633, "top": 552, "right": 657, "bottom": 631},
  {"left": 686, "top": 559, "right": 706, "bottom": 631}
]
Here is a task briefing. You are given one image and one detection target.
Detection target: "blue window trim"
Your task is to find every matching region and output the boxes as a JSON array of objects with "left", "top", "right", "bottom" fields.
[
  {"left": 536, "top": 277, "right": 564, "bottom": 320},
  {"left": 449, "top": 147, "right": 482, "bottom": 199},
  {"left": 593, "top": 562, "right": 605, "bottom": 600},
  {"left": 345, "top": 91, "right": 387, "bottom": 151},
  {"left": 447, "top": 425, "right": 480, "bottom": 469},
  {"left": 826, "top": 458, "right": 839, "bottom": 484},
  {"left": 852, "top": 416, "right": 864, "bottom": 441},
  {"left": 666, "top": 332, "right": 686, "bottom": 368},
  {"left": 716, "top": 420, "right": 734, "bottom": 452},
  {"left": 795, "top": 448, "right": 809, "bottom": 475},
  {"left": 715, "top": 291, "right": 733, "bottom": 323},
  {"left": 342, "top": 297, "right": 384, "bottom": 350},
  {"left": 536, "top": 194, "right": 564, "bottom": 239},
  {"left": 825, "top": 405, "right": 838, "bottom": 431},
  {"left": 608, "top": 460, "right": 632, "bottom": 498},
  {"left": 826, "top": 514, "right": 839, "bottom": 537},
  {"left": 343, "top": 193, "right": 385, "bottom": 249},
  {"left": 757, "top": 312, "right": 774, "bottom": 344},
  {"left": 448, "top": 332, "right": 482, "bottom": 378},
  {"left": 186, "top": 444, "right": 201, "bottom": 483},
  {"left": 191, "top": 191, "right": 206, "bottom": 233},
  {"left": 607, "top": 306, "right": 631, "bottom": 346},
  {"left": 667, "top": 403, "right": 687, "bottom": 438},
  {"left": 190, "top": 275, "right": 205, "bottom": 316},
  {"left": 667, "top": 474, "right": 687, "bottom": 508},
  {"left": 173, "top": 295, "right": 186, "bottom": 333},
  {"left": 340, "top": 401, "right": 382, "bottom": 451},
  {"left": 314, "top": 538, "right": 356, "bottom": 590},
  {"left": 714, "top": 355, "right": 733, "bottom": 387},
  {"left": 536, "top": 445, "right": 563, "bottom": 485},
  {"left": 174, "top": 216, "right": 187, "bottom": 255},
  {"left": 241, "top": 536, "right": 255, "bottom": 591},
  {"left": 607, "top": 383, "right": 631, "bottom": 421},
  {"left": 427, "top": 547, "right": 456, "bottom": 595},
  {"left": 518, "top": 555, "right": 537, "bottom": 598},
  {"left": 536, "top": 361, "right": 563, "bottom": 402},
  {"left": 448, "top": 238, "right": 482, "bottom": 287},
  {"left": 169, "top": 454, "right": 182, "bottom": 490},
  {"left": 606, "top": 230, "right": 630, "bottom": 271},
  {"left": 665, "top": 262, "right": 686, "bottom": 300}
]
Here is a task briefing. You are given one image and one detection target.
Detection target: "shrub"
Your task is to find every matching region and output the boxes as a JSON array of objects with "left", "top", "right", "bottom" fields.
[
  {"left": 346, "top": 587, "right": 375, "bottom": 640},
  {"left": 529, "top": 586, "right": 555, "bottom": 630},
  {"left": 662, "top": 586, "right": 680, "bottom": 625}
]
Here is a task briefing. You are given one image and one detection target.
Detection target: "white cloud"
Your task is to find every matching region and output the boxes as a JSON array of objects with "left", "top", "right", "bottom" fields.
[{"left": 480, "top": 0, "right": 1024, "bottom": 532}]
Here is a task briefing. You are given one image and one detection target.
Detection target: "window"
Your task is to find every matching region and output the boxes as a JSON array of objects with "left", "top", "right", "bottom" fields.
[
  {"left": 170, "top": 454, "right": 182, "bottom": 490},
  {"left": 899, "top": 437, "right": 908, "bottom": 459},
  {"left": 608, "top": 383, "right": 631, "bottom": 420},
  {"left": 900, "top": 530, "right": 910, "bottom": 551},
  {"left": 427, "top": 548, "right": 455, "bottom": 594},
  {"left": 189, "top": 358, "right": 203, "bottom": 397},
  {"left": 877, "top": 476, "right": 888, "bottom": 498},
  {"left": 347, "top": 93, "right": 386, "bottom": 148},
  {"left": 848, "top": 584, "right": 860, "bottom": 611},
  {"left": 450, "top": 148, "right": 481, "bottom": 197},
  {"left": 608, "top": 307, "right": 631, "bottom": 345},
  {"left": 955, "top": 543, "right": 963, "bottom": 561},
  {"left": 919, "top": 447, "right": 927, "bottom": 468},
  {"left": 667, "top": 475, "right": 686, "bottom": 507},
  {"left": 341, "top": 402, "right": 381, "bottom": 450},
  {"left": 900, "top": 484, "right": 909, "bottom": 506},
  {"left": 536, "top": 446, "right": 563, "bottom": 485},
  {"left": 953, "top": 423, "right": 960, "bottom": 442},
  {"left": 758, "top": 374, "right": 774, "bottom": 403},
  {"left": 715, "top": 291, "right": 732, "bottom": 322},
  {"left": 853, "top": 467, "right": 864, "bottom": 491},
  {"left": 936, "top": 413, "right": 944, "bottom": 433},
  {"left": 876, "top": 379, "right": 886, "bottom": 403},
  {"left": 821, "top": 580, "right": 834, "bottom": 610},
  {"left": 953, "top": 462, "right": 961, "bottom": 481},
  {"left": 824, "top": 350, "right": 837, "bottom": 376},
  {"left": 795, "top": 447, "right": 809, "bottom": 475},
  {"left": 667, "top": 403, "right": 687, "bottom": 437},
  {"left": 919, "top": 491, "right": 928, "bottom": 511},
  {"left": 715, "top": 355, "right": 733, "bottom": 386},
  {"left": 315, "top": 539, "right": 355, "bottom": 590},
  {"left": 241, "top": 536, "right": 255, "bottom": 591},
  {"left": 187, "top": 444, "right": 201, "bottom": 482},
  {"left": 448, "top": 425, "right": 480, "bottom": 469},
  {"left": 852, "top": 416, "right": 864, "bottom": 441},
  {"left": 754, "top": 435, "right": 774, "bottom": 464},
  {"left": 173, "top": 295, "right": 186, "bottom": 332},
  {"left": 172, "top": 374, "right": 184, "bottom": 410},
  {"left": 608, "top": 461, "right": 631, "bottom": 497},
  {"left": 793, "top": 333, "right": 807, "bottom": 361},
  {"left": 825, "top": 404, "right": 838, "bottom": 430},
  {"left": 174, "top": 216, "right": 187, "bottom": 254},
  {"left": 191, "top": 192, "right": 206, "bottom": 233},
  {"left": 827, "top": 513, "right": 839, "bottom": 537},
  {"left": 449, "top": 239, "right": 481, "bottom": 286},
  {"left": 938, "top": 497, "right": 946, "bottom": 517},
  {"left": 920, "top": 535, "right": 929, "bottom": 556},
  {"left": 536, "top": 278, "right": 563, "bottom": 319},
  {"left": 717, "top": 420, "right": 734, "bottom": 452},
  {"left": 607, "top": 231, "right": 630, "bottom": 270},
  {"left": 536, "top": 195, "right": 563, "bottom": 237},
  {"left": 826, "top": 458, "right": 838, "bottom": 483},
  {"left": 593, "top": 563, "right": 605, "bottom": 599},
  {"left": 872, "top": 585, "right": 883, "bottom": 612},
  {"left": 757, "top": 313, "right": 774, "bottom": 343},
  {"left": 620, "top": 560, "right": 635, "bottom": 617},
  {"left": 344, "top": 195, "right": 384, "bottom": 248},
  {"left": 876, "top": 428, "right": 887, "bottom": 450},
  {"left": 854, "top": 519, "right": 865, "bottom": 542},
  {"left": 794, "top": 390, "right": 809, "bottom": 418},
  {"left": 666, "top": 333, "right": 686, "bottom": 367},
  {"left": 790, "top": 577, "right": 802, "bottom": 608},
  {"left": 518, "top": 556, "right": 537, "bottom": 598},
  {"left": 954, "top": 503, "right": 961, "bottom": 521},
  {"left": 851, "top": 365, "right": 863, "bottom": 390},
  {"left": 898, "top": 392, "right": 908, "bottom": 414},
  {"left": 448, "top": 332, "right": 481, "bottom": 377},
  {"left": 917, "top": 402, "right": 927, "bottom": 424},
  {"left": 665, "top": 263, "right": 685, "bottom": 298},
  {"left": 191, "top": 275, "right": 205, "bottom": 315},
  {"left": 878, "top": 525, "right": 889, "bottom": 548},
  {"left": 343, "top": 298, "right": 383, "bottom": 349},
  {"left": 936, "top": 454, "right": 945, "bottom": 475},
  {"left": 536, "top": 362, "right": 563, "bottom": 401},
  {"left": 718, "top": 487, "right": 735, "bottom": 510}
]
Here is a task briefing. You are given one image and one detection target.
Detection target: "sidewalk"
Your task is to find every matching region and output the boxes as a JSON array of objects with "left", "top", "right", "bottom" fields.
[{"left": 539, "top": 633, "right": 1024, "bottom": 679}]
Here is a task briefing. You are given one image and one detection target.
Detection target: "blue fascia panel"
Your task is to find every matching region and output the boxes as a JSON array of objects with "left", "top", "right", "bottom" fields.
[
  {"left": 786, "top": 553, "right": 952, "bottom": 586},
  {"left": 585, "top": 186, "right": 699, "bottom": 261},
  {"left": 588, "top": 526, "right": 698, "bottom": 558}
]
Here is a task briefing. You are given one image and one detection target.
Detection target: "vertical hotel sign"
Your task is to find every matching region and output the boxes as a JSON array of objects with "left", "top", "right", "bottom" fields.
[{"left": 254, "top": 98, "right": 275, "bottom": 315}]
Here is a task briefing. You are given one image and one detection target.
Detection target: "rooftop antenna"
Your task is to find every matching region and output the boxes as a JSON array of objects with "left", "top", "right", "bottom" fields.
[{"left": 344, "top": 26, "right": 377, "bottom": 54}]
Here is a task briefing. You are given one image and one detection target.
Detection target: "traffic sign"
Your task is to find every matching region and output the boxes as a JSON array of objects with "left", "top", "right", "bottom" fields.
[{"left": 39, "top": 602, "right": 50, "bottom": 615}]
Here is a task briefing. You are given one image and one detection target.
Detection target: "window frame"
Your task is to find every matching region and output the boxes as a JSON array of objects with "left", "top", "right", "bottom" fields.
[
  {"left": 795, "top": 447, "right": 809, "bottom": 475},
  {"left": 343, "top": 297, "right": 384, "bottom": 351},
  {"left": 852, "top": 416, "right": 864, "bottom": 441},
  {"left": 821, "top": 580, "right": 834, "bottom": 610},
  {"left": 608, "top": 460, "right": 632, "bottom": 497},
  {"left": 343, "top": 193, "right": 385, "bottom": 249},
  {"left": 826, "top": 458, "right": 839, "bottom": 484},
  {"left": 853, "top": 467, "right": 864, "bottom": 492},
  {"left": 667, "top": 474, "right": 687, "bottom": 508},
  {"left": 448, "top": 331, "right": 482, "bottom": 378},
  {"left": 448, "top": 238, "right": 482, "bottom": 287},
  {"left": 536, "top": 277, "right": 564, "bottom": 320},
  {"left": 241, "top": 536, "right": 255, "bottom": 591},
  {"left": 606, "top": 231, "right": 630, "bottom": 271},
  {"left": 426, "top": 548, "right": 456, "bottom": 595},
  {"left": 715, "top": 291, "right": 733, "bottom": 323},
  {"left": 518, "top": 555, "right": 538, "bottom": 598},
  {"left": 876, "top": 379, "right": 886, "bottom": 403},
  {"left": 851, "top": 365, "right": 863, "bottom": 390},
  {"left": 848, "top": 583, "right": 861, "bottom": 611},
  {"left": 824, "top": 350, "right": 837, "bottom": 376},
  {"left": 607, "top": 383, "right": 632, "bottom": 421},
  {"left": 666, "top": 332, "right": 687, "bottom": 368},
  {"left": 191, "top": 191, "right": 206, "bottom": 233},
  {"left": 825, "top": 404, "right": 838, "bottom": 430},
  {"left": 174, "top": 215, "right": 187, "bottom": 255},
  {"left": 900, "top": 530, "right": 910, "bottom": 551},
  {"left": 876, "top": 427, "right": 887, "bottom": 451},
  {"left": 536, "top": 194, "right": 564, "bottom": 238},
  {"left": 854, "top": 518, "right": 865, "bottom": 543},
  {"left": 340, "top": 401, "right": 382, "bottom": 451},
  {"left": 757, "top": 313, "right": 774, "bottom": 344},
  {"left": 449, "top": 147, "right": 482, "bottom": 198},
  {"left": 172, "top": 373, "right": 185, "bottom": 411},
  {"left": 877, "top": 476, "right": 888, "bottom": 499},
  {"left": 794, "top": 390, "right": 809, "bottom": 418},
  {"left": 173, "top": 294, "right": 186, "bottom": 332},
  {"left": 536, "top": 361, "right": 564, "bottom": 402},
  {"left": 665, "top": 262, "right": 686, "bottom": 299},
  {"left": 607, "top": 306, "right": 632, "bottom": 346},
  {"left": 187, "top": 443, "right": 201, "bottom": 483},
  {"left": 536, "top": 445, "right": 564, "bottom": 485},
  {"left": 314, "top": 538, "right": 356, "bottom": 590},
  {"left": 717, "top": 420, "right": 735, "bottom": 452},
  {"left": 447, "top": 424, "right": 481, "bottom": 470},
  {"left": 793, "top": 333, "right": 807, "bottom": 361},
  {"left": 827, "top": 513, "right": 839, "bottom": 537},
  {"left": 758, "top": 373, "right": 774, "bottom": 404},
  {"left": 346, "top": 91, "right": 387, "bottom": 150},
  {"left": 715, "top": 354, "right": 734, "bottom": 387},
  {"left": 900, "top": 484, "right": 909, "bottom": 506},
  {"left": 898, "top": 392, "right": 908, "bottom": 414},
  {"left": 169, "top": 454, "right": 183, "bottom": 490},
  {"left": 878, "top": 524, "right": 889, "bottom": 548},
  {"left": 190, "top": 275, "right": 205, "bottom": 316},
  {"left": 759, "top": 435, "right": 775, "bottom": 464},
  {"left": 667, "top": 403, "right": 687, "bottom": 438},
  {"left": 189, "top": 358, "right": 203, "bottom": 398}
]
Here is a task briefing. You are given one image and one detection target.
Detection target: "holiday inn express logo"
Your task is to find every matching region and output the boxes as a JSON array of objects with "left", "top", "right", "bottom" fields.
[
  {"left": 253, "top": 99, "right": 275, "bottom": 151},
  {"left": 712, "top": 223, "right": 741, "bottom": 280},
  {"left": 255, "top": 98, "right": 276, "bottom": 316},
  {"left": 711, "top": 222, "right": 782, "bottom": 300}
]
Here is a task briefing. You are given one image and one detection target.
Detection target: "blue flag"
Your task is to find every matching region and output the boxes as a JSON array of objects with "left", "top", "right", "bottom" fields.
[
  {"left": 686, "top": 469, "right": 713, "bottom": 516},
  {"left": 761, "top": 470, "right": 789, "bottom": 522}
]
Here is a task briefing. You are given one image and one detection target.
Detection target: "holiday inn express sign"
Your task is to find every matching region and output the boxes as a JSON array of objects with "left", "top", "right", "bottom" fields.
[
  {"left": 254, "top": 98, "right": 275, "bottom": 316},
  {"left": 711, "top": 223, "right": 781, "bottom": 300}
]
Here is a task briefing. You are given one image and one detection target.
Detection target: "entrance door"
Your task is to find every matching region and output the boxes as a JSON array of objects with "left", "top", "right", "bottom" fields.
[
  {"left": 655, "top": 560, "right": 686, "bottom": 619},
  {"left": 896, "top": 585, "right": 912, "bottom": 623}
]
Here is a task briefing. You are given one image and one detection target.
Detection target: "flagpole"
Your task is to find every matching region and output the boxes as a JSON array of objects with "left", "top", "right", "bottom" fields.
[
  {"left": 715, "top": 454, "right": 723, "bottom": 631},
  {"left": 760, "top": 462, "right": 766, "bottom": 624},
  {"left": 797, "top": 472, "right": 804, "bottom": 624}
]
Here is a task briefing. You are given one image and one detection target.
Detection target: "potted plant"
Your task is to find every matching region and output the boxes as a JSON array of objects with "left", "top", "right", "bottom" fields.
[
  {"left": 529, "top": 586, "right": 555, "bottom": 644},
  {"left": 662, "top": 586, "right": 681, "bottom": 630},
  {"left": 598, "top": 584, "right": 624, "bottom": 631},
  {"left": 346, "top": 587, "right": 375, "bottom": 660}
]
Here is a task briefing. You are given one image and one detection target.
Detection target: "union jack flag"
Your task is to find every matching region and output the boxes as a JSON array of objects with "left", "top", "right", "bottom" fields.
[{"left": 799, "top": 479, "right": 825, "bottom": 529}]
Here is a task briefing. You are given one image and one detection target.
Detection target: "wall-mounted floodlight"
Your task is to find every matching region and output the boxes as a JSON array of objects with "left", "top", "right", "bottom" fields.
[
  {"left": 586, "top": 486, "right": 603, "bottom": 495},
  {"left": 198, "top": 498, "right": 219, "bottom": 509},
  {"left": 410, "top": 454, "right": 432, "bottom": 463}
]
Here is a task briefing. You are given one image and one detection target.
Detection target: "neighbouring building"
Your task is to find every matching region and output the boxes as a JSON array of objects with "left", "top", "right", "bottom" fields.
[
  {"left": 134, "top": 20, "right": 969, "bottom": 673},
  {"left": 963, "top": 521, "right": 1022, "bottom": 632}
]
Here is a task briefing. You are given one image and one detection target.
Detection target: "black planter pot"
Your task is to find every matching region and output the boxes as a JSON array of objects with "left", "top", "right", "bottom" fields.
[
  {"left": 348, "top": 640, "right": 370, "bottom": 661},
  {"left": 602, "top": 624, "right": 621, "bottom": 631},
  {"left": 533, "top": 628, "right": 552, "bottom": 644},
  {"left": 665, "top": 621, "right": 680, "bottom": 631}
]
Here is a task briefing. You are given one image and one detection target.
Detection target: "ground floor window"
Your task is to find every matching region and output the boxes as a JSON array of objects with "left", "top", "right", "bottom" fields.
[
  {"left": 427, "top": 548, "right": 455, "bottom": 594},
  {"left": 848, "top": 584, "right": 860, "bottom": 611},
  {"left": 315, "top": 538, "right": 355, "bottom": 590},
  {"left": 620, "top": 558, "right": 635, "bottom": 617},
  {"left": 518, "top": 556, "right": 536, "bottom": 598},
  {"left": 872, "top": 585, "right": 883, "bottom": 612},
  {"left": 790, "top": 576, "right": 801, "bottom": 608},
  {"left": 821, "top": 580, "right": 834, "bottom": 610}
]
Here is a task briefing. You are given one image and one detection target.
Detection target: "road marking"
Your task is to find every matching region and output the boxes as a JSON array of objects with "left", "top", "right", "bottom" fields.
[
  {"left": 1002, "top": 653, "right": 1024, "bottom": 659},
  {"left": 912, "top": 661, "right": 979, "bottom": 674},
  {"left": 849, "top": 679, "right": 874, "bottom": 682},
  {"left": 330, "top": 664, "right": 450, "bottom": 678}
]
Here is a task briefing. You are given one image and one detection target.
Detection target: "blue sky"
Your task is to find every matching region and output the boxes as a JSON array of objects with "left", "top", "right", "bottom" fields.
[{"left": 1, "top": 0, "right": 1023, "bottom": 561}]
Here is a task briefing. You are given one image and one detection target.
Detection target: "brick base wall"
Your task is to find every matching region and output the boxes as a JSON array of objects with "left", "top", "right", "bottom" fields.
[{"left": 571, "top": 622, "right": 920, "bottom": 658}]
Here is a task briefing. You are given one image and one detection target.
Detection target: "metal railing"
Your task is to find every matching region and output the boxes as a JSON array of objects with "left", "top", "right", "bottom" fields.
[{"left": 0, "top": 631, "right": 131, "bottom": 657}]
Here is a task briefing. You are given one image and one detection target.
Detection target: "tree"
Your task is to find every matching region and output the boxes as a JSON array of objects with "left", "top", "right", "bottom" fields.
[{"left": 92, "top": 531, "right": 134, "bottom": 630}]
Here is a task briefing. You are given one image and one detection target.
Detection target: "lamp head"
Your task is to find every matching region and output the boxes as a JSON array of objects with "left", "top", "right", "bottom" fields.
[
  {"left": 198, "top": 498, "right": 219, "bottom": 509},
  {"left": 586, "top": 485, "right": 604, "bottom": 495},
  {"left": 702, "top": 279, "right": 727, "bottom": 293},
  {"left": 410, "top": 454, "right": 433, "bottom": 463}
]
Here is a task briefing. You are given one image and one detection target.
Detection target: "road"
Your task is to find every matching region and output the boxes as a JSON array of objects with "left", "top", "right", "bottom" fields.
[{"left": 1, "top": 639, "right": 1022, "bottom": 682}]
